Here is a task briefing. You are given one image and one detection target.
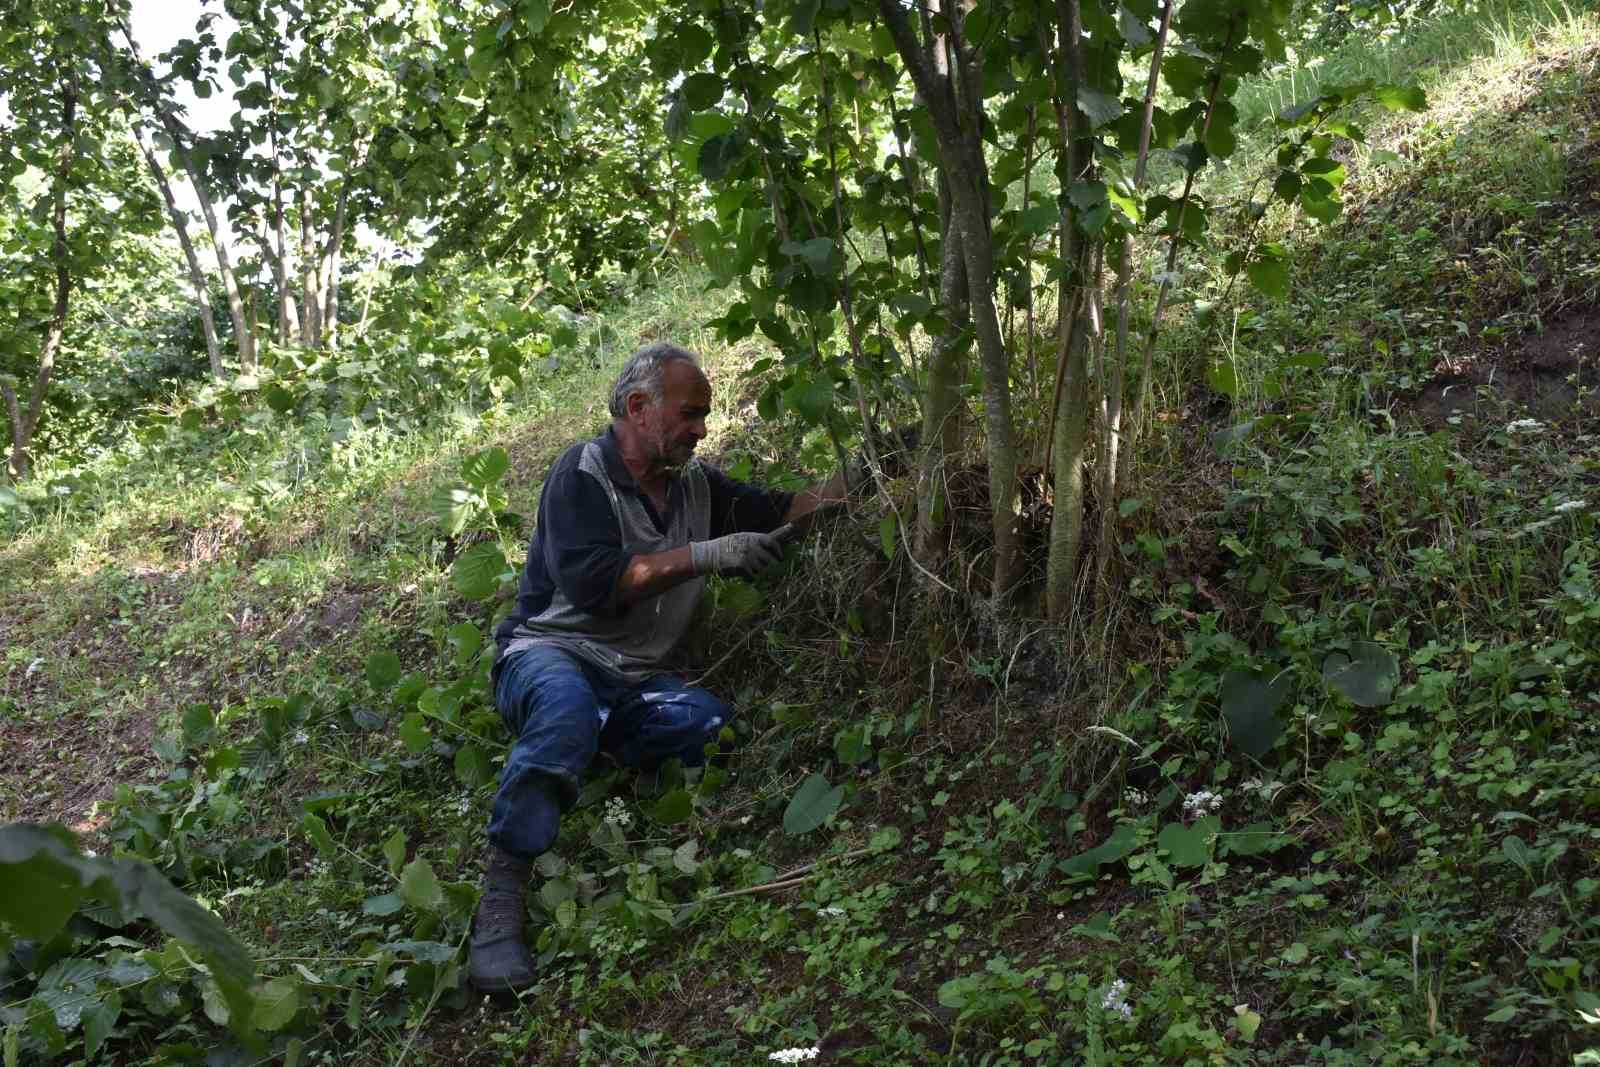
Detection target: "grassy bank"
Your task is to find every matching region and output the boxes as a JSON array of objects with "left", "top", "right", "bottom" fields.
[{"left": 3, "top": 1, "right": 1600, "bottom": 1063}]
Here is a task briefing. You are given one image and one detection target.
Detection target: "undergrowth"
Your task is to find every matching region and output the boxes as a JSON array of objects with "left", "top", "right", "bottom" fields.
[{"left": 4, "top": 3, "right": 1600, "bottom": 1065}]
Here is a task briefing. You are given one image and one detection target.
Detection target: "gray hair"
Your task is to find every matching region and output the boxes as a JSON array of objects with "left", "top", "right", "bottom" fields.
[{"left": 608, "top": 342, "right": 700, "bottom": 419}]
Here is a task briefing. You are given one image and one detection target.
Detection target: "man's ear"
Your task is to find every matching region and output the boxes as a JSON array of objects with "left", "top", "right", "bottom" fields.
[{"left": 625, "top": 391, "right": 650, "bottom": 423}]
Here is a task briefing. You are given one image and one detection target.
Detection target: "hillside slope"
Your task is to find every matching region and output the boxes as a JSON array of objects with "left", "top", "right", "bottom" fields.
[{"left": 3, "top": 6, "right": 1599, "bottom": 1064}]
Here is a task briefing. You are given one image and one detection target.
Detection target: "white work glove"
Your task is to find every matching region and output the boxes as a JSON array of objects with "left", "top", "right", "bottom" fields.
[{"left": 690, "top": 530, "right": 785, "bottom": 579}]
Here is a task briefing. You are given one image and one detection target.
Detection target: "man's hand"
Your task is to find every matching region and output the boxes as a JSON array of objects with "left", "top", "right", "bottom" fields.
[{"left": 690, "top": 531, "right": 786, "bottom": 578}]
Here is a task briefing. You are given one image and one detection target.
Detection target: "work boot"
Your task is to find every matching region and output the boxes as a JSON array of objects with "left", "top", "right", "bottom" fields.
[{"left": 468, "top": 845, "right": 537, "bottom": 994}]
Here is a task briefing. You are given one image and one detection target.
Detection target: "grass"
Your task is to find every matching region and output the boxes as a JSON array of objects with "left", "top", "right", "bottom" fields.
[{"left": 4, "top": 3, "right": 1600, "bottom": 1064}]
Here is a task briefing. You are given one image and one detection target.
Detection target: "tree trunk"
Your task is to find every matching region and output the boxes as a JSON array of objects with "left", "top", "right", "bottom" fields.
[
  {"left": 1096, "top": 0, "right": 1173, "bottom": 590},
  {"left": 5, "top": 77, "right": 78, "bottom": 482},
  {"left": 322, "top": 176, "right": 350, "bottom": 350},
  {"left": 915, "top": 225, "right": 969, "bottom": 566},
  {"left": 131, "top": 120, "right": 223, "bottom": 379},
  {"left": 266, "top": 66, "right": 296, "bottom": 347},
  {"left": 298, "top": 185, "right": 321, "bottom": 348},
  {"left": 879, "top": 0, "right": 1022, "bottom": 598},
  {"left": 1044, "top": 0, "right": 1099, "bottom": 621}
]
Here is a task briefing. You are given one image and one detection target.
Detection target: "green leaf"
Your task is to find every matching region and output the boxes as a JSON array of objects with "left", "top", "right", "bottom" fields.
[
  {"left": 1484, "top": 1004, "right": 1518, "bottom": 1023},
  {"left": 1076, "top": 87, "right": 1123, "bottom": 129},
  {"left": 264, "top": 384, "right": 296, "bottom": 413},
  {"left": 447, "top": 621, "right": 483, "bottom": 667},
  {"left": 783, "top": 773, "right": 844, "bottom": 835},
  {"left": 431, "top": 486, "right": 477, "bottom": 535},
  {"left": 382, "top": 831, "right": 407, "bottom": 875},
  {"left": 398, "top": 858, "right": 444, "bottom": 912},
  {"left": 1322, "top": 641, "right": 1398, "bottom": 707},
  {"left": 698, "top": 131, "right": 746, "bottom": 182},
  {"left": 82, "top": 992, "right": 121, "bottom": 1058},
  {"left": 1117, "top": 5, "right": 1152, "bottom": 45},
  {"left": 1158, "top": 816, "right": 1220, "bottom": 867},
  {"left": 783, "top": 376, "right": 834, "bottom": 426},
  {"left": 0, "top": 825, "right": 87, "bottom": 941},
  {"left": 365, "top": 651, "right": 402, "bottom": 691},
  {"left": 681, "top": 72, "right": 724, "bottom": 110},
  {"left": 301, "top": 813, "right": 335, "bottom": 857},
  {"left": 460, "top": 447, "right": 509, "bottom": 489},
  {"left": 1223, "top": 821, "right": 1293, "bottom": 857},
  {"left": 522, "top": 0, "right": 551, "bottom": 34},
  {"left": 362, "top": 893, "right": 404, "bottom": 916},
  {"left": 1373, "top": 83, "right": 1426, "bottom": 112},
  {"left": 452, "top": 541, "right": 510, "bottom": 600},
  {"left": 780, "top": 237, "right": 836, "bottom": 274},
  {"left": 181, "top": 704, "right": 216, "bottom": 748},
  {"left": 252, "top": 977, "right": 298, "bottom": 1032},
  {"left": 398, "top": 712, "right": 431, "bottom": 754},
  {"left": 877, "top": 514, "right": 896, "bottom": 559},
  {"left": 1220, "top": 669, "right": 1290, "bottom": 758},
  {"left": 1059, "top": 824, "right": 1139, "bottom": 876},
  {"left": 834, "top": 724, "right": 871, "bottom": 765},
  {"left": 1246, "top": 257, "right": 1289, "bottom": 300},
  {"left": 650, "top": 788, "right": 694, "bottom": 825},
  {"left": 787, "top": 0, "right": 821, "bottom": 36},
  {"left": 454, "top": 744, "right": 493, "bottom": 789},
  {"left": 1281, "top": 942, "right": 1309, "bottom": 964}
]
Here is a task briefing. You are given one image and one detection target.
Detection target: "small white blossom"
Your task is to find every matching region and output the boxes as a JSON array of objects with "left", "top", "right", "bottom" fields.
[
  {"left": 818, "top": 906, "right": 846, "bottom": 918},
  {"left": 1553, "top": 499, "right": 1587, "bottom": 515},
  {"left": 1183, "top": 790, "right": 1223, "bottom": 817},
  {"left": 1506, "top": 418, "right": 1543, "bottom": 433},
  {"left": 1101, "top": 978, "right": 1134, "bottom": 1019},
  {"left": 768, "top": 1047, "right": 820, "bottom": 1063},
  {"left": 603, "top": 796, "right": 633, "bottom": 829},
  {"left": 1121, "top": 787, "right": 1149, "bottom": 810},
  {"left": 291, "top": 729, "right": 310, "bottom": 746}
]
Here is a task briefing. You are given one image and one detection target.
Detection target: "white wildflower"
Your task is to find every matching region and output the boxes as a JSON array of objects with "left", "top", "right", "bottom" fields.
[
  {"left": 1121, "top": 787, "right": 1149, "bottom": 810},
  {"left": 1101, "top": 978, "right": 1134, "bottom": 1019},
  {"left": 818, "top": 906, "right": 846, "bottom": 918},
  {"left": 768, "top": 1047, "right": 820, "bottom": 1063},
  {"left": 1183, "top": 790, "right": 1223, "bottom": 817},
  {"left": 603, "top": 796, "right": 633, "bottom": 829},
  {"left": 1553, "top": 499, "right": 1587, "bottom": 515},
  {"left": 1506, "top": 418, "right": 1543, "bottom": 433},
  {"left": 291, "top": 729, "right": 310, "bottom": 746}
]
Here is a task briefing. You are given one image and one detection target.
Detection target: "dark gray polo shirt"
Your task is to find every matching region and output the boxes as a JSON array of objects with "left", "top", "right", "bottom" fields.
[{"left": 493, "top": 428, "right": 792, "bottom": 683}]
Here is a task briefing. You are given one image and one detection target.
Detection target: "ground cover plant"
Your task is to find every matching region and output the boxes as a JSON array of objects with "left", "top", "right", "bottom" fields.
[{"left": 4, "top": 0, "right": 1600, "bottom": 1063}]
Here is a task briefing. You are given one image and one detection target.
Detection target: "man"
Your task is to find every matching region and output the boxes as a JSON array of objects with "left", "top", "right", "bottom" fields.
[{"left": 470, "top": 341, "right": 848, "bottom": 993}]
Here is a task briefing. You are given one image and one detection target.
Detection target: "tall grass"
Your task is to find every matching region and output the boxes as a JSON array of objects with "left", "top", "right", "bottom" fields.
[{"left": 1233, "top": 0, "right": 1598, "bottom": 127}]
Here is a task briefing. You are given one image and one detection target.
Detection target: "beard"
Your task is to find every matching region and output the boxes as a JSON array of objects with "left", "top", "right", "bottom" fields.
[{"left": 643, "top": 421, "right": 697, "bottom": 471}]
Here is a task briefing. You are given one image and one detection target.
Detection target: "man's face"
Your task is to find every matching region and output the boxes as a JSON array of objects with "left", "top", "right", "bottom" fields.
[{"left": 636, "top": 360, "right": 711, "bottom": 470}]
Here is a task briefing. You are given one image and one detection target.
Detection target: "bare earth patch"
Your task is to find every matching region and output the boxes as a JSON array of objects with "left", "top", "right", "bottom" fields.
[{"left": 1412, "top": 305, "right": 1599, "bottom": 426}]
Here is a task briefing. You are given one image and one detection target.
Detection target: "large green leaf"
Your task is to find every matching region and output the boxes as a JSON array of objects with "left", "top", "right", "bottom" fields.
[
  {"left": 681, "top": 72, "right": 724, "bottom": 110},
  {"left": 366, "top": 650, "right": 402, "bottom": 691},
  {"left": 650, "top": 788, "right": 694, "bottom": 825},
  {"left": 252, "top": 977, "right": 299, "bottom": 1032},
  {"left": 1158, "top": 816, "right": 1221, "bottom": 867},
  {"left": 431, "top": 486, "right": 477, "bottom": 536},
  {"left": 1220, "top": 669, "right": 1290, "bottom": 758},
  {"left": 460, "top": 447, "right": 509, "bottom": 489},
  {"left": 783, "top": 773, "right": 844, "bottom": 835},
  {"left": 1060, "top": 824, "right": 1139, "bottom": 877},
  {"left": 1076, "top": 87, "right": 1123, "bottom": 128},
  {"left": 398, "top": 858, "right": 444, "bottom": 912},
  {"left": 1246, "top": 256, "right": 1289, "bottom": 300},
  {"left": 698, "top": 131, "right": 746, "bottom": 182},
  {"left": 452, "top": 541, "right": 510, "bottom": 600},
  {"left": 1322, "top": 641, "right": 1398, "bottom": 707}
]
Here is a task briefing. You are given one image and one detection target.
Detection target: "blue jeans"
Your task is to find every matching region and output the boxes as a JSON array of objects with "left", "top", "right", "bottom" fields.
[{"left": 488, "top": 644, "right": 731, "bottom": 861}]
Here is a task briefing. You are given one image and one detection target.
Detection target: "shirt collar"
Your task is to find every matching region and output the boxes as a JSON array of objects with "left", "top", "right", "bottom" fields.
[{"left": 596, "top": 427, "right": 638, "bottom": 491}]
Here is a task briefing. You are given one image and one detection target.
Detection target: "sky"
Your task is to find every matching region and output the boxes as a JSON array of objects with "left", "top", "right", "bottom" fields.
[{"left": 127, "top": 0, "right": 240, "bottom": 136}]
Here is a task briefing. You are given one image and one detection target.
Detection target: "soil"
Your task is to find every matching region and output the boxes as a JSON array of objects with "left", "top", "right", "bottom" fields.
[{"left": 1411, "top": 305, "right": 1599, "bottom": 426}]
